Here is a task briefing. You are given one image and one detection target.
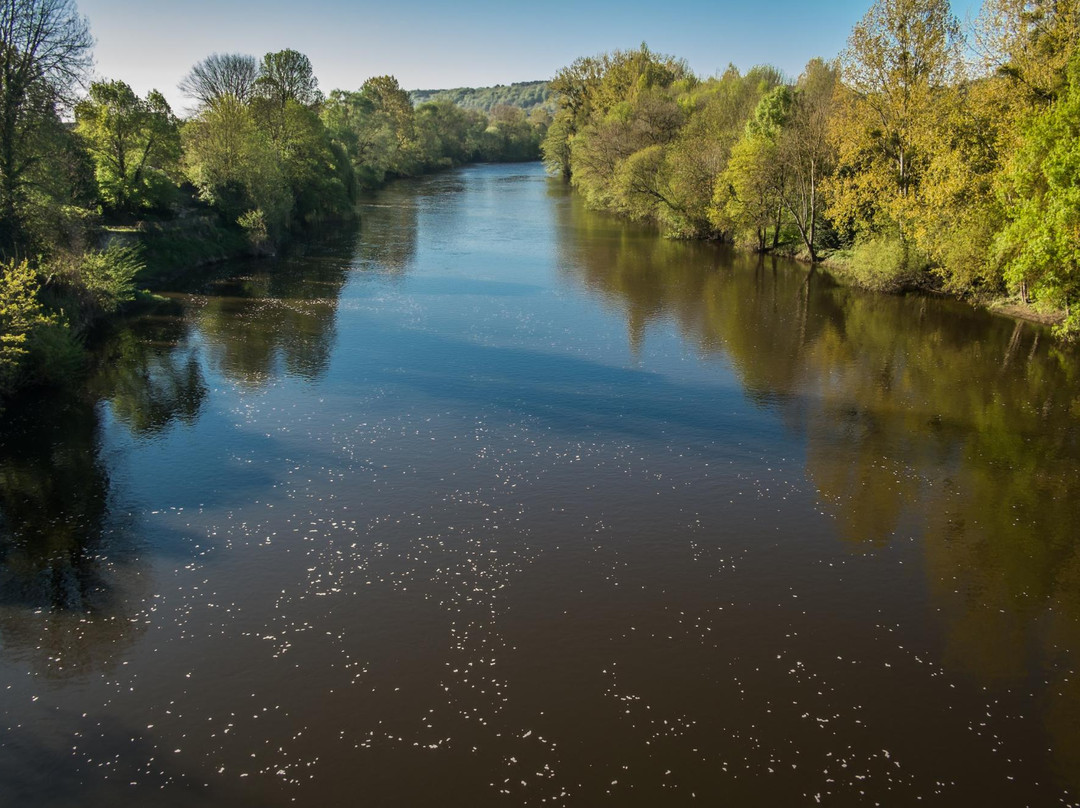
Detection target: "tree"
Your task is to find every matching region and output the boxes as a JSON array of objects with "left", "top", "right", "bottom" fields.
[
  {"left": 253, "top": 49, "right": 322, "bottom": 154},
  {"left": 827, "top": 0, "right": 962, "bottom": 238},
  {"left": 712, "top": 87, "right": 792, "bottom": 251},
  {"left": 323, "top": 76, "right": 419, "bottom": 185},
  {"left": 75, "top": 80, "right": 181, "bottom": 213},
  {"left": 179, "top": 53, "right": 260, "bottom": 107},
  {"left": 272, "top": 99, "right": 352, "bottom": 221},
  {"left": 181, "top": 95, "right": 290, "bottom": 231},
  {"left": 0, "top": 0, "right": 92, "bottom": 254},
  {"left": 712, "top": 135, "right": 779, "bottom": 250},
  {"left": 779, "top": 59, "right": 838, "bottom": 260},
  {"left": 413, "top": 100, "right": 486, "bottom": 168},
  {"left": 256, "top": 49, "right": 320, "bottom": 109},
  {"left": 973, "top": 0, "right": 1080, "bottom": 105},
  {"left": 660, "top": 65, "right": 779, "bottom": 236},
  {"left": 994, "top": 56, "right": 1080, "bottom": 334}
]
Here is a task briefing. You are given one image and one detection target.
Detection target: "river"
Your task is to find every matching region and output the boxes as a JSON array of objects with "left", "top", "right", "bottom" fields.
[{"left": 2, "top": 162, "right": 1079, "bottom": 806}]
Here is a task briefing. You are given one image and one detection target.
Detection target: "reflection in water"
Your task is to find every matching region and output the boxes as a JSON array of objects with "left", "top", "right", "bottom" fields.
[
  {"left": 354, "top": 184, "right": 421, "bottom": 276},
  {"left": 0, "top": 393, "right": 145, "bottom": 677},
  {"left": 0, "top": 232, "right": 351, "bottom": 678},
  {"left": 556, "top": 187, "right": 1080, "bottom": 787},
  {"left": 196, "top": 234, "right": 355, "bottom": 387},
  {"left": 90, "top": 312, "right": 207, "bottom": 435}
]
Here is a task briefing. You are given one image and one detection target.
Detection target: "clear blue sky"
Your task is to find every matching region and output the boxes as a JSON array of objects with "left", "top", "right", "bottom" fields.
[{"left": 77, "top": 0, "right": 983, "bottom": 113}]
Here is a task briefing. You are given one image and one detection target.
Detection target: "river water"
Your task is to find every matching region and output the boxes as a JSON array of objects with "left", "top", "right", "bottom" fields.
[{"left": 2, "top": 162, "right": 1079, "bottom": 806}]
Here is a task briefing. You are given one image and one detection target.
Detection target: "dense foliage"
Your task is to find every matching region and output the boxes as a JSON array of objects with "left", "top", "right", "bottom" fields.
[
  {"left": 409, "top": 81, "right": 552, "bottom": 112},
  {"left": 544, "top": 1, "right": 1080, "bottom": 336},
  {"left": 0, "top": 2, "right": 548, "bottom": 403}
]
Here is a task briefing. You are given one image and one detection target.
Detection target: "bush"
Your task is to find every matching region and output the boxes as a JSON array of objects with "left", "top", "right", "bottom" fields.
[
  {"left": 1, "top": 260, "right": 57, "bottom": 393},
  {"left": 238, "top": 209, "right": 272, "bottom": 254},
  {"left": 842, "top": 232, "right": 930, "bottom": 292},
  {"left": 77, "top": 244, "right": 143, "bottom": 312},
  {"left": 25, "top": 320, "right": 85, "bottom": 386}
]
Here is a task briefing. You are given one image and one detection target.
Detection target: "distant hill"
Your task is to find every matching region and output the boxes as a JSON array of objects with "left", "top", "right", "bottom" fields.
[{"left": 408, "top": 81, "right": 553, "bottom": 113}]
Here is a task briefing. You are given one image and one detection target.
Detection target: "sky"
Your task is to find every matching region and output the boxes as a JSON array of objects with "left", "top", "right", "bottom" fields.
[{"left": 77, "top": 0, "right": 984, "bottom": 114}]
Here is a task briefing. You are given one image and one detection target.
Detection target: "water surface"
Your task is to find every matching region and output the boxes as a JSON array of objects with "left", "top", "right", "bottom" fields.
[{"left": 2, "top": 163, "right": 1079, "bottom": 806}]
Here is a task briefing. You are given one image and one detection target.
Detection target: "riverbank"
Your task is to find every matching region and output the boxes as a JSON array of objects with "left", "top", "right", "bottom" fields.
[{"left": 715, "top": 232, "right": 1067, "bottom": 334}]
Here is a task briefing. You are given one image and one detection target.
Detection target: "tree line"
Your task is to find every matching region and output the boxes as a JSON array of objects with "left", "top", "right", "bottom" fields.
[
  {"left": 0, "top": 0, "right": 549, "bottom": 403},
  {"left": 542, "top": 0, "right": 1080, "bottom": 336},
  {"left": 409, "top": 81, "right": 553, "bottom": 113}
]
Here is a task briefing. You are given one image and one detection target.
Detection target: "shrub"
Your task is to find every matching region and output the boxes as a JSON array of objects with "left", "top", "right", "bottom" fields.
[
  {"left": 843, "top": 232, "right": 930, "bottom": 292},
  {"left": 1, "top": 260, "right": 51, "bottom": 395}
]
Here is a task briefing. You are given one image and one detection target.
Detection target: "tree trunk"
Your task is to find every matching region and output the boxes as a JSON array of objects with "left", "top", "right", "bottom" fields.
[{"left": 772, "top": 198, "right": 782, "bottom": 250}]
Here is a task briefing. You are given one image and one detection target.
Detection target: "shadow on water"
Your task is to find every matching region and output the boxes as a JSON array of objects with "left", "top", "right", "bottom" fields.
[
  {"left": 0, "top": 388, "right": 149, "bottom": 678},
  {"left": 554, "top": 185, "right": 1080, "bottom": 788}
]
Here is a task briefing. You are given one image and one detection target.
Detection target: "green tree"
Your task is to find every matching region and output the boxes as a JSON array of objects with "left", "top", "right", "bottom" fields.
[
  {"left": 655, "top": 64, "right": 779, "bottom": 236},
  {"left": 252, "top": 49, "right": 322, "bottom": 151},
  {"left": 973, "top": 0, "right": 1080, "bottom": 105},
  {"left": 712, "top": 85, "right": 792, "bottom": 251},
  {"left": 181, "top": 94, "right": 290, "bottom": 232},
  {"left": 0, "top": 258, "right": 49, "bottom": 394},
  {"left": 713, "top": 134, "right": 782, "bottom": 251},
  {"left": 994, "top": 56, "right": 1080, "bottom": 334},
  {"left": 413, "top": 100, "right": 486, "bottom": 168},
  {"left": 0, "top": 0, "right": 92, "bottom": 254},
  {"left": 323, "top": 76, "right": 418, "bottom": 186},
  {"left": 256, "top": 48, "right": 320, "bottom": 110},
  {"left": 778, "top": 59, "right": 838, "bottom": 260},
  {"left": 75, "top": 80, "right": 181, "bottom": 214}
]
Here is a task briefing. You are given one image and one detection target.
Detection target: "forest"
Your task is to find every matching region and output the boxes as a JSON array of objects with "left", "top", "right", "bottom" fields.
[
  {"left": 408, "top": 81, "right": 553, "bottom": 112},
  {"left": 0, "top": 0, "right": 549, "bottom": 404},
  {"left": 542, "top": 0, "right": 1080, "bottom": 337}
]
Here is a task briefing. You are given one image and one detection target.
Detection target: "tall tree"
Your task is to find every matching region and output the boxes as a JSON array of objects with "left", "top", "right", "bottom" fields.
[
  {"left": 253, "top": 49, "right": 321, "bottom": 150},
  {"left": 973, "top": 0, "right": 1080, "bottom": 105},
  {"left": 827, "top": 0, "right": 962, "bottom": 238},
  {"left": 779, "top": 58, "right": 838, "bottom": 260},
  {"left": 256, "top": 49, "right": 320, "bottom": 109},
  {"left": 994, "top": 55, "right": 1080, "bottom": 332},
  {"left": 712, "top": 86, "right": 792, "bottom": 251},
  {"left": 0, "top": 0, "right": 92, "bottom": 254},
  {"left": 179, "top": 53, "right": 260, "bottom": 107},
  {"left": 75, "top": 80, "right": 181, "bottom": 213},
  {"left": 181, "top": 95, "right": 289, "bottom": 230}
]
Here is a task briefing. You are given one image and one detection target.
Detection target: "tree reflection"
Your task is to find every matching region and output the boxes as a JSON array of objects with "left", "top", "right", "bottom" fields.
[
  {"left": 354, "top": 184, "right": 420, "bottom": 276},
  {"left": 0, "top": 302, "right": 212, "bottom": 677},
  {"left": 90, "top": 311, "right": 207, "bottom": 434},
  {"left": 0, "top": 392, "right": 145, "bottom": 677},
  {"left": 557, "top": 192, "right": 1080, "bottom": 787},
  {"left": 196, "top": 246, "right": 352, "bottom": 386}
]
